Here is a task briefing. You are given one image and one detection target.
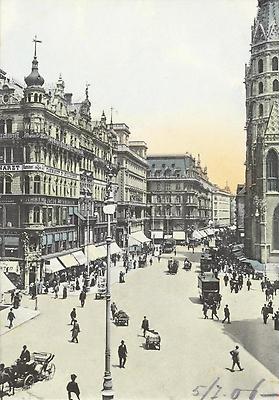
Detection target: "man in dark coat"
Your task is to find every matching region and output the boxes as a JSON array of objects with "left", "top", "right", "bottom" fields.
[
  {"left": 7, "top": 308, "right": 15, "bottom": 329},
  {"left": 230, "top": 345, "right": 243, "bottom": 372},
  {"left": 247, "top": 279, "right": 252, "bottom": 291},
  {"left": 19, "top": 345, "right": 31, "bottom": 363},
  {"left": 79, "top": 290, "right": 86, "bottom": 308},
  {"left": 66, "top": 374, "right": 80, "bottom": 400},
  {"left": 222, "top": 305, "right": 231, "bottom": 324},
  {"left": 118, "top": 340, "right": 128, "bottom": 368},
  {"left": 70, "top": 308, "right": 76, "bottom": 325},
  {"left": 261, "top": 304, "right": 269, "bottom": 324},
  {"left": 141, "top": 316, "right": 149, "bottom": 337}
]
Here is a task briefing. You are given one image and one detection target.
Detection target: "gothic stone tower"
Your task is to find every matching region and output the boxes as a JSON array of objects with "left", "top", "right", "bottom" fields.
[{"left": 245, "top": 0, "right": 279, "bottom": 264}]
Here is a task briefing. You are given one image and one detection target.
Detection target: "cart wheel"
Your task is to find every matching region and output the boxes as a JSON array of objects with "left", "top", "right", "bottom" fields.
[
  {"left": 46, "top": 363, "right": 56, "bottom": 380},
  {"left": 23, "top": 374, "right": 34, "bottom": 389}
]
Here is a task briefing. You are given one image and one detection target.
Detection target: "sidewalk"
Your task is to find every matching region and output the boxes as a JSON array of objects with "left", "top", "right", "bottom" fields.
[{"left": 0, "top": 303, "right": 40, "bottom": 336}]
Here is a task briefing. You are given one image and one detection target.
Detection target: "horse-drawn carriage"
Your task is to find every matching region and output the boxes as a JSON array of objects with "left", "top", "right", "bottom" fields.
[
  {"left": 168, "top": 259, "right": 179, "bottom": 274},
  {"left": 145, "top": 330, "right": 161, "bottom": 350},
  {"left": 0, "top": 352, "right": 55, "bottom": 398},
  {"left": 114, "top": 310, "right": 129, "bottom": 326}
]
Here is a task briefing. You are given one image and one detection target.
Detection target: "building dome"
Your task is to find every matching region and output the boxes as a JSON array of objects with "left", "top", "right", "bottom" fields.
[{"left": 24, "top": 57, "right": 44, "bottom": 87}]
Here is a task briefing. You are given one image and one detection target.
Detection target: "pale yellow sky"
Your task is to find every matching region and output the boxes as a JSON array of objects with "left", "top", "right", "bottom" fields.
[{"left": 0, "top": 0, "right": 258, "bottom": 192}]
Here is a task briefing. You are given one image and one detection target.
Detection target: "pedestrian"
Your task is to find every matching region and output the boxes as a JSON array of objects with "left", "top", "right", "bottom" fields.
[
  {"left": 265, "top": 288, "right": 269, "bottom": 301},
  {"left": 261, "top": 304, "right": 269, "bottom": 324},
  {"left": 111, "top": 302, "right": 118, "bottom": 319},
  {"left": 149, "top": 257, "right": 153, "bottom": 266},
  {"left": 13, "top": 292, "right": 20, "bottom": 309},
  {"left": 118, "top": 340, "right": 128, "bottom": 368},
  {"left": 229, "top": 345, "right": 243, "bottom": 372},
  {"left": 222, "top": 305, "right": 231, "bottom": 324},
  {"left": 202, "top": 303, "right": 209, "bottom": 319},
  {"left": 133, "top": 260, "right": 137, "bottom": 269},
  {"left": 19, "top": 345, "right": 31, "bottom": 363},
  {"left": 247, "top": 279, "right": 252, "bottom": 291},
  {"left": 7, "top": 308, "right": 15, "bottom": 329},
  {"left": 211, "top": 303, "right": 219, "bottom": 320},
  {"left": 223, "top": 274, "right": 229, "bottom": 287},
  {"left": 158, "top": 255, "right": 161, "bottom": 262},
  {"left": 141, "top": 316, "right": 149, "bottom": 337},
  {"left": 66, "top": 374, "right": 80, "bottom": 400},
  {"left": 75, "top": 278, "right": 80, "bottom": 291},
  {"left": 63, "top": 286, "right": 68, "bottom": 299},
  {"left": 260, "top": 280, "right": 265, "bottom": 292},
  {"left": 54, "top": 284, "right": 59, "bottom": 299},
  {"left": 272, "top": 310, "right": 279, "bottom": 331},
  {"left": 70, "top": 308, "right": 76, "bottom": 325},
  {"left": 71, "top": 320, "right": 80, "bottom": 343},
  {"left": 79, "top": 290, "right": 86, "bottom": 308},
  {"left": 174, "top": 248, "right": 177, "bottom": 256},
  {"left": 10, "top": 289, "right": 15, "bottom": 304}
]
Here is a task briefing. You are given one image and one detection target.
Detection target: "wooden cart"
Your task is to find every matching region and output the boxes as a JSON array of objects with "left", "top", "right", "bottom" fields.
[
  {"left": 114, "top": 310, "right": 129, "bottom": 326},
  {"left": 145, "top": 330, "right": 161, "bottom": 350}
]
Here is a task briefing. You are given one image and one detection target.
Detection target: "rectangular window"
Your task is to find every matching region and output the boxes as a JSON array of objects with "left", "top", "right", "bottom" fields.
[{"left": 6, "top": 148, "right": 11, "bottom": 163}]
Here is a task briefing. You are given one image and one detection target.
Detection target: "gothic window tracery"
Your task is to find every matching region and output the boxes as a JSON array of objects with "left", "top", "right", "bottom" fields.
[
  {"left": 273, "top": 79, "right": 279, "bottom": 92},
  {"left": 273, "top": 206, "right": 279, "bottom": 250},
  {"left": 266, "top": 149, "right": 279, "bottom": 191},
  {"left": 258, "top": 59, "right": 264, "bottom": 73},
  {"left": 272, "top": 56, "right": 278, "bottom": 71}
]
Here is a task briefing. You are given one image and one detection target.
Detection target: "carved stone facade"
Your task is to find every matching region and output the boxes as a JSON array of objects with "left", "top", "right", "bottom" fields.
[{"left": 244, "top": 0, "right": 279, "bottom": 263}]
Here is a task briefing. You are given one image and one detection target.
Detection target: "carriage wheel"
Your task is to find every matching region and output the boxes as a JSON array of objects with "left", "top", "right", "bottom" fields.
[
  {"left": 23, "top": 374, "right": 34, "bottom": 389},
  {"left": 46, "top": 363, "right": 56, "bottom": 380}
]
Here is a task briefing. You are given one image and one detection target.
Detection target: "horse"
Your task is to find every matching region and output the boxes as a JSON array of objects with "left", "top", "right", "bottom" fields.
[{"left": 0, "top": 367, "right": 15, "bottom": 399}]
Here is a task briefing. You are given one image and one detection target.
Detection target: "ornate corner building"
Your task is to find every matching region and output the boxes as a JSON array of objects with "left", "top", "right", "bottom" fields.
[
  {"left": 245, "top": 0, "right": 279, "bottom": 263},
  {"left": 0, "top": 45, "right": 117, "bottom": 287}
]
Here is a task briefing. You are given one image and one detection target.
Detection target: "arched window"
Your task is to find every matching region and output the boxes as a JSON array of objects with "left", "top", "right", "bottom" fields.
[
  {"left": 6, "top": 120, "right": 12, "bottom": 134},
  {"left": 273, "top": 206, "right": 279, "bottom": 250},
  {"left": 38, "top": 94, "right": 42, "bottom": 102},
  {"left": 34, "top": 207, "right": 40, "bottom": 223},
  {"left": 34, "top": 93, "right": 38, "bottom": 102},
  {"left": 266, "top": 149, "right": 279, "bottom": 191},
  {"left": 5, "top": 176, "right": 12, "bottom": 194},
  {"left": 24, "top": 175, "right": 30, "bottom": 194},
  {"left": 258, "top": 81, "right": 263, "bottom": 94},
  {"left": 259, "top": 103, "right": 264, "bottom": 117},
  {"left": 273, "top": 79, "right": 279, "bottom": 91},
  {"left": 0, "top": 177, "right": 3, "bottom": 193},
  {"left": 272, "top": 56, "right": 278, "bottom": 71},
  {"left": 258, "top": 59, "right": 263, "bottom": 73},
  {"left": 34, "top": 175, "right": 41, "bottom": 194}
]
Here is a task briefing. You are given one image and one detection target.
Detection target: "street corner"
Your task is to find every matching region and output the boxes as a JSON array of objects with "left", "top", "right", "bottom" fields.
[{"left": 0, "top": 305, "right": 40, "bottom": 336}]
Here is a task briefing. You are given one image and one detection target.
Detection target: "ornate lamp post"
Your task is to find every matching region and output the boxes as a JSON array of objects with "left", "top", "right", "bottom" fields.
[{"left": 102, "top": 168, "right": 117, "bottom": 400}]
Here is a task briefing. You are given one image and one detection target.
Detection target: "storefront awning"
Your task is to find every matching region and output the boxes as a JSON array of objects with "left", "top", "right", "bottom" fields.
[
  {"left": 45, "top": 257, "right": 65, "bottom": 273},
  {"left": 241, "top": 258, "right": 264, "bottom": 272},
  {"left": 111, "top": 242, "right": 122, "bottom": 254},
  {"left": 173, "top": 231, "right": 185, "bottom": 240},
  {"left": 199, "top": 230, "right": 207, "bottom": 238},
  {"left": 192, "top": 230, "right": 202, "bottom": 240},
  {"left": 129, "top": 231, "right": 151, "bottom": 244},
  {"left": 58, "top": 254, "right": 79, "bottom": 268},
  {"left": 72, "top": 250, "right": 87, "bottom": 265},
  {"left": 151, "top": 231, "right": 164, "bottom": 239},
  {"left": 95, "top": 245, "right": 107, "bottom": 259},
  {"left": 0, "top": 271, "right": 16, "bottom": 293},
  {"left": 0, "top": 260, "right": 20, "bottom": 273}
]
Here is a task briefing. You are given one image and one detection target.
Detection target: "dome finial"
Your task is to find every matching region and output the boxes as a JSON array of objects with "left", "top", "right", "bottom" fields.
[{"left": 24, "top": 36, "right": 44, "bottom": 87}]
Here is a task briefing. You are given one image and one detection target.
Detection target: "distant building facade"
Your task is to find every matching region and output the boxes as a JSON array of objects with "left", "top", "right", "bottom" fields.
[
  {"left": 212, "top": 186, "right": 234, "bottom": 228},
  {"left": 244, "top": 0, "right": 279, "bottom": 263},
  {"left": 146, "top": 154, "right": 212, "bottom": 242},
  {"left": 113, "top": 123, "right": 148, "bottom": 248}
]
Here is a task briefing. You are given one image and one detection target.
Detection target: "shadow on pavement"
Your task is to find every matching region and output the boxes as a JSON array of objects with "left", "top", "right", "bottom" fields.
[
  {"left": 189, "top": 297, "right": 201, "bottom": 304},
  {"left": 222, "top": 318, "right": 279, "bottom": 378}
]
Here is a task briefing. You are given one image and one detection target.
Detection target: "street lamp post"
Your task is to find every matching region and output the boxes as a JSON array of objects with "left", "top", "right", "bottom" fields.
[{"left": 102, "top": 189, "right": 116, "bottom": 400}]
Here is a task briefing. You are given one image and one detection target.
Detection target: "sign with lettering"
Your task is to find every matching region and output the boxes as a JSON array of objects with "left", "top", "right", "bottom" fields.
[{"left": 0, "top": 163, "right": 78, "bottom": 179}]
